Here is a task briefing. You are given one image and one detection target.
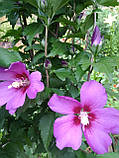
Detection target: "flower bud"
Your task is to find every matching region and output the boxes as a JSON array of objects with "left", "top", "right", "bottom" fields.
[
  {"left": 78, "top": 12, "right": 84, "bottom": 20},
  {"left": 61, "top": 60, "right": 68, "bottom": 67},
  {"left": 91, "top": 25, "right": 103, "bottom": 46},
  {"left": 44, "top": 59, "right": 52, "bottom": 69}
]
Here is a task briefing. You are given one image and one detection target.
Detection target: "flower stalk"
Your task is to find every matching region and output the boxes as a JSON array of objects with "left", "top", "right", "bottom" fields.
[
  {"left": 45, "top": 25, "right": 49, "bottom": 87},
  {"left": 87, "top": 12, "right": 97, "bottom": 81}
]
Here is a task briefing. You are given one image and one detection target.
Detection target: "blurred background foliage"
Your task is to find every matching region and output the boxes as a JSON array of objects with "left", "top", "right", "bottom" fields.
[{"left": 0, "top": 0, "right": 119, "bottom": 157}]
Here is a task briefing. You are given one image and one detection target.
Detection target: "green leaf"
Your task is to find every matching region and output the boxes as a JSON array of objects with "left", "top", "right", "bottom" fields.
[
  {"left": 68, "top": 85, "right": 79, "bottom": 98},
  {"left": 49, "top": 146, "right": 76, "bottom": 158},
  {"left": 39, "top": 112, "right": 55, "bottom": 149},
  {"left": 49, "top": 0, "right": 69, "bottom": 14},
  {"left": 75, "top": 66, "right": 85, "bottom": 82},
  {"left": 101, "top": 56, "right": 119, "bottom": 67},
  {"left": 75, "top": 150, "right": 95, "bottom": 158},
  {"left": 54, "top": 68, "right": 76, "bottom": 82},
  {"left": 48, "top": 41, "right": 69, "bottom": 57},
  {"left": 51, "top": 88, "right": 65, "bottom": 96},
  {"left": 55, "top": 17, "right": 77, "bottom": 30},
  {"left": 93, "top": 62, "right": 113, "bottom": 82},
  {"left": 96, "top": 152, "right": 119, "bottom": 158},
  {"left": 0, "top": 48, "right": 22, "bottom": 67},
  {"left": 96, "top": 0, "right": 119, "bottom": 6},
  {"left": 76, "top": 0, "right": 94, "bottom": 13},
  {"left": 24, "top": 0, "right": 38, "bottom": 8},
  {"left": 7, "top": 10, "right": 19, "bottom": 28},
  {"left": 1, "top": 28, "right": 22, "bottom": 39},
  {"left": 77, "top": 52, "right": 91, "bottom": 71},
  {"left": 23, "top": 23, "right": 44, "bottom": 46},
  {"left": 37, "top": 0, "right": 69, "bottom": 24},
  {"left": 30, "top": 53, "right": 44, "bottom": 65},
  {"left": 93, "top": 56, "right": 119, "bottom": 82},
  {"left": 25, "top": 44, "right": 43, "bottom": 51},
  {"left": 35, "top": 87, "right": 51, "bottom": 105},
  {"left": 80, "top": 13, "right": 94, "bottom": 33},
  {"left": 1, "top": 142, "right": 20, "bottom": 158},
  {"left": 0, "top": 107, "right": 8, "bottom": 130},
  {"left": 0, "top": 0, "right": 15, "bottom": 17},
  {"left": 0, "top": 150, "right": 9, "bottom": 158},
  {"left": 50, "top": 77, "right": 65, "bottom": 88}
]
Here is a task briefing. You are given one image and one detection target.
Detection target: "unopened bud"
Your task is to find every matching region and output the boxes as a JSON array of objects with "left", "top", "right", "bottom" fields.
[
  {"left": 40, "top": 0, "right": 47, "bottom": 8},
  {"left": 91, "top": 25, "right": 103, "bottom": 46},
  {"left": 44, "top": 59, "right": 52, "bottom": 69},
  {"left": 61, "top": 60, "right": 68, "bottom": 67},
  {"left": 78, "top": 12, "right": 84, "bottom": 20}
]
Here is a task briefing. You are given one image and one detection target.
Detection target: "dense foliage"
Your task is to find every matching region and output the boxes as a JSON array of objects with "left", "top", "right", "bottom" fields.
[{"left": 0, "top": 0, "right": 119, "bottom": 157}]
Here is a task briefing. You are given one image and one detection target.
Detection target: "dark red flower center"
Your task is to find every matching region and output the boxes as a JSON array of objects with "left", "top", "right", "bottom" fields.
[
  {"left": 73, "top": 106, "right": 96, "bottom": 128},
  {"left": 8, "top": 73, "right": 30, "bottom": 92}
]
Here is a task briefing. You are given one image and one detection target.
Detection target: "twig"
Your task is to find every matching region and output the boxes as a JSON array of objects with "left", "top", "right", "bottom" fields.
[
  {"left": 45, "top": 25, "right": 49, "bottom": 87},
  {"left": 45, "top": 25, "right": 48, "bottom": 57},
  {"left": 94, "top": 12, "right": 96, "bottom": 28},
  {"left": 87, "top": 65, "right": 93, "bottom": 81},
  {"left": 87, "top": 11, "right": 97, "bottom": 81},
  {"left": 87, "top": 56, "right": 93, "bottom": 81},
  {"left": 84, "top": 31, "right": 90, "bottom": 50}
]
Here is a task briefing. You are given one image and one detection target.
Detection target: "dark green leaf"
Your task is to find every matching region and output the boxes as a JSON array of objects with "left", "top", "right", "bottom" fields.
[
  {"left": 55, "top": 17, "right": 77, "bottom": 30},
  {"left": 24, "top": 0, "right": 38, "bottom": 8},
  {"left": 23, "top": 23, "right": 44, "bottom": 46},
  {"left": 96, "top": 0, "right": 119, "bottom": 6},
  {"left": 0, "top": 107, "right": 8, "bottom": 130},
  {"left": 80, "top": 13, "right": 94, "bottom": 33},
  {"left": 30, "top": 53, "right": 44, "bottom": 65},
  {"left": 93, "top": 56, "right": 119, "bottom": 82},
  {"left": 49, "top": 0, "right": 69, "bottom": 14},
  {"left": 0, "top": 0, "right": 15, "bottom": 17},
  {"left": 48, "top": 41, "right": 69, "bottom": 57},
  {"left": 54, "top": 68, "right": 76, "bottom": 82},
  {"left": 39, "top": 112, "right": 55, "bottom": 149},
  {"left": 7, "top": 10, "right": 19, "bottom": 28},
  {"left": 1, "top": 28, "right": 22, "bottom": 39},
  {"left": 67, "top": 85, "right": 79, "bottom": 98},
  {"left": 50, "top": 146, "right": 76, "bottom": 158},
  {"left": 93, "top": 62, "right": 113, "bottom": 82},
  {"left": 75, "top": 66, "right": 85, "bottom": 82},
  {"left": 96, "top": 152, "right": 119, "bottom": 158},
  {"left": 0, "top": 48, "right": 22, "bottom": 67},
  {"left": 75, "top": 150, "right": 95, "bottom": 158}
]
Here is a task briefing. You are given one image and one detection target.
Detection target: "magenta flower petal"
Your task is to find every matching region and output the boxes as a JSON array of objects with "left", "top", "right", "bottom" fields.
[
  {"left": 27, "top": 71, "right": 44, "bottom": 99},
  {"left": 84, "top": 122, "right": 112, "bottom": 154},
  {"left": 0, "top": 67, "right": 5, "bottom": 71},
  {"left": 0, "top": 61, "right": 29, "bottom": 81},
  {"left": 9, "top": 61, "right": 29, "bottom": 76},
  {"left": 0, "top": 70, "right": 16, "bottom": 81},
  {"left": 80, "top": 80, "right": 107, "bottom": 109},
  {"left": 48, "top": 94, "right": 82, "bottom": 114},
  {"left": 93, "top": 108, "right": 119, "bottom": 134},
  {"left": 6, "top": 90, "right": 26, "bottom": 115},
  {"left": 30, "top": 71, "right": 42, "bottom": 81},
  {"left": 91, "top": 25, "right": 102, "bottom": 46},
  {"left": 54, "top": 115, "right": 82, "bottom": 150},
  {"left": 0, "top": 81, "right": 17, "bottom": 106}
]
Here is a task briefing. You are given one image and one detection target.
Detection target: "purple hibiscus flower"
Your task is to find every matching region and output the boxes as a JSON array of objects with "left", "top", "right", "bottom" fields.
[
  {"left": 0, "top": 61, "right": 44, "bottom": 115},
  {"left": 48, "top": 80, "right": 119, "bottom": 154},
  {"left": 91, "top": 25, "right": 103, "bottom": 46}
]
